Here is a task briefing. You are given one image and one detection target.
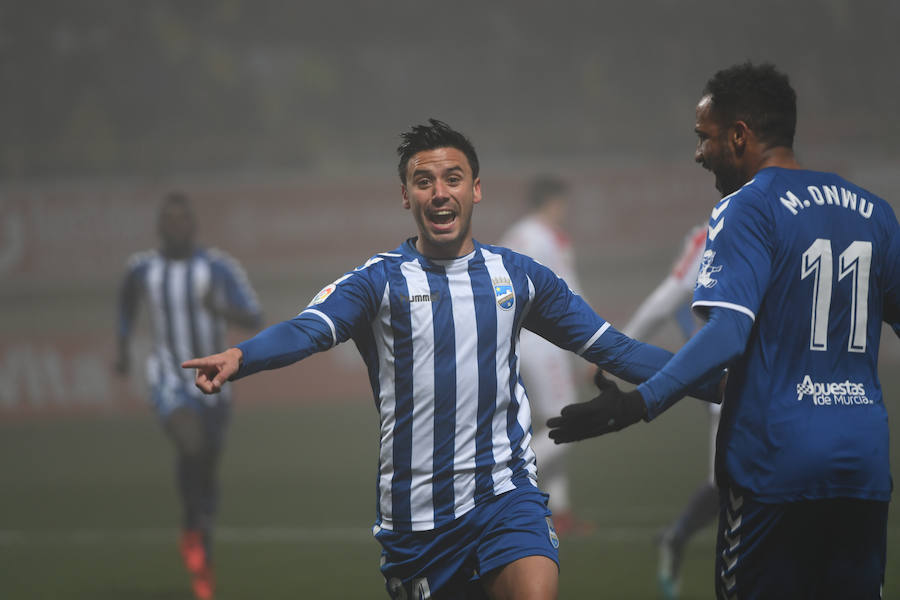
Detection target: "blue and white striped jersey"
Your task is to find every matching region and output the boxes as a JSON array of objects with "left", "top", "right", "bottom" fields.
[
  {"left": 236, "top": 238, "right": 687, "bottom": 532},
  {"left": 118, "top": 247, "right": 262, "bottom": 402}
]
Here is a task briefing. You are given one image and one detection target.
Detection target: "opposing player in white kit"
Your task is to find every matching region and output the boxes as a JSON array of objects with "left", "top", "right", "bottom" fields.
[
  {"left": 619, "top": 223, "right": 719, "bottom": 599},
  {"left": 499, "top": 176, "right": 591, "bottom": 534},
  {"left": 182, "top": 120, "right": 722, "bottom": 599}
]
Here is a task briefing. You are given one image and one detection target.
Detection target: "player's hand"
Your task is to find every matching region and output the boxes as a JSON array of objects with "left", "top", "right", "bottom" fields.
[
  {"left": 547, "top": 373, "right": 647, "bottom": 443},
  {"left": 182, "top": 347, "right": 243, "bottom": 394}
]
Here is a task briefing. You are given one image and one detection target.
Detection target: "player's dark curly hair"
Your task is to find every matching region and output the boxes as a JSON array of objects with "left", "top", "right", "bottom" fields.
[
  {"left": 703, "top": 62, "right": 797, "bottom": 149},
  {"left": 396, "top": 118, "right": 480, "bottom": 183}
]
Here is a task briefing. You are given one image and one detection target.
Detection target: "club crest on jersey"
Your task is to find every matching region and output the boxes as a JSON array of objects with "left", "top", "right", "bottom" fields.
[
  {"left": 493, "top": 277, "right": 515, "bottom": 310},
  {"left": 546, "top": 516, "right": 560, "bottom": 549},
  {"left": 695, "top": 249, "right": 723, "bottom": 289},
  {"left": 309, "top": 283, "right": 336, "bottom": 306}
]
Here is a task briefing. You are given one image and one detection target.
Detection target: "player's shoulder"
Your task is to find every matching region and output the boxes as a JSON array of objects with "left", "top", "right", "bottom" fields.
[
  {"left": 203, "top": 246, "right": 251, "bottom": 274},
  {"left": 204, "top": 246, "right": 239, "bottom": 263},
  {"left": 339, "top": 244, "right": 409, "bottom": 284},
  {"left": 124, "top": 249, "right": 156, "bottom": 271}
]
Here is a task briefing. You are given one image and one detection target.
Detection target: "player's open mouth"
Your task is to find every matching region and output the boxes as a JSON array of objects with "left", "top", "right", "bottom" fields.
[{"left": 428, "top": 208, "right": 457, "bottom": 229}]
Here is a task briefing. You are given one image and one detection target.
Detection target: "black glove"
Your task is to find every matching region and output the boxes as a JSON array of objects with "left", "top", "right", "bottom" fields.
[{"left": 547, "top": 373, "right": 647, "bottom": 443}]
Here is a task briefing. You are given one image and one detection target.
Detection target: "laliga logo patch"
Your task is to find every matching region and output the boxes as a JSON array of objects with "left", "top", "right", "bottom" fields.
[
  {"left": 309, "top": 283, "right": 336, "bottom": 306},
  {"left": 695, "top": 249, "right": 723, "bottom": 289},
  {"left": 492, "top": 277, "right": 515, "bottom": 310}
]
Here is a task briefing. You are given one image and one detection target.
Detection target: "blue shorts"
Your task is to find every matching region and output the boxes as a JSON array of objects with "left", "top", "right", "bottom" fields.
[
  {"left": 375, "top": 485, "right": 560, "bottom": 599},
  {"left": 715, "top": 486, "right": 887, "bottom": 600}
]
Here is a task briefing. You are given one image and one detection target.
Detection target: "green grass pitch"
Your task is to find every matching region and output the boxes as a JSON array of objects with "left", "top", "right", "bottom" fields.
[{"left": 1, "top": 376, "right": 898, "bottom": 599}]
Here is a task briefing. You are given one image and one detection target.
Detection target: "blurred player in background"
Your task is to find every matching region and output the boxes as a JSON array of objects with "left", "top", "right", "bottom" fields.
[
  {"left": 499, "top": 175, "right": 591, "bottom": 534},
  {"left": 115, "top": 192, "right": 262, "bottom": 600},
  {"left": 182, "top": 119, "right": 722, "bottom": 599},
  {"left": 619, "top": 223, "right": 717, "bottom": 599},
  {"left": 549, "top": 62, "right": 900, "bottom": 599}
]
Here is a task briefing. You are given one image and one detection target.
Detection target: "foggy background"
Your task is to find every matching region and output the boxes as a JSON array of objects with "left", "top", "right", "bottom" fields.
[
  {"left": 1, "top": 2, "right": 899, "bottom": 597},
  {"left": 2, "top": 0, "right": 897, "bottom": 414}
]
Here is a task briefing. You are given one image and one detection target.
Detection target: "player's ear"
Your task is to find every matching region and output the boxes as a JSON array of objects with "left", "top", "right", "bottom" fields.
[
  {"left": 731, "top": 121, "right": 749, "bottom": 154},
  {"left": 401, "top": 185, "right": 410, "bottom": 209},
  {"left": 473, "top": 177, "right": 482, "bottom": 205}
]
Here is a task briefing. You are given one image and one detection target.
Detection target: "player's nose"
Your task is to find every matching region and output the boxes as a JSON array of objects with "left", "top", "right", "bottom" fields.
[{"left": 432, "top": 179, "right": 451, "bottom": 200}]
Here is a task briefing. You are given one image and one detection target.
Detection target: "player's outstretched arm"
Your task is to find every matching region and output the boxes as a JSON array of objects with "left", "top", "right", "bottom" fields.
[
  {"left": 547, "top": 372, "right": 647, "bottom": 443},
  {"left": 182, "top": 347, "right": 243, "bottom": 394}
]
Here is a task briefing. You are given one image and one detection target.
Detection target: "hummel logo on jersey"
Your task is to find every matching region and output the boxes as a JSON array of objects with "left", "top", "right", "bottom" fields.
[
  {"left": 708, "top": 198, "right": 730, "bottom": 241},
  {"left": 695, "top": 249, "right": 722, "bottom": 289},
  {"left": 406, "top": 292, "right": 440, "bottom": 303},
  {"left": 492, "top": 277, "right": 515, "bottom": 310},
  {"left": 795, "top": 375, "right": 871, "bottom": 406}
]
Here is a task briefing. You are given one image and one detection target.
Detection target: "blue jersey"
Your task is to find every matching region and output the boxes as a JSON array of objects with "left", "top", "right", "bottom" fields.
[
  {"left": 118, "top": 247, "right": 262, "bottom": 403},
  {"left": 693, "top": 167, "right": 900, "bottom": 502},
  {"left": 236, "top": 238, "right": 688, "bottom": 533}
]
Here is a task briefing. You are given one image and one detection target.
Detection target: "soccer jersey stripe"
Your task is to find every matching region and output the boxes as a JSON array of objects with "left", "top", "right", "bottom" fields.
[
  {"left": 303, "top": 309, "right": 337, "bottom": 346},
  {"left": 426, "top": 267, "right": 457, "bottom": 525},
  {"left": 388, "top": 262, "right": 415, "bottom": 528},
  {"left": 578, "top": 322, "right": 611, "bottom": 355},
  {"left": 692, "top": 300, "right": 756, "bottom": 321},
  {"left": 161, "top": 260, "right": 183, "bottom": 378},
  {"left": 373, "top": 282, "right": 395, "bottom": 528},
  {"left": 482, "top": 249, "right": 517, "bottom": 494},
  {"left": 167, "top": 261, "right": 194, "bottom": 385},
  {"left": 469, "top": 259, "right": 500, "bottom": 502},
  {"left": 186, "top": 258, "right": 202, "bottom": 360},
  {"left": 450, "top": 262, "right": 479, "bottom": 518},
  {"left": 192, "top": 260, "right": 215, "bottom": 357},
  {"left": 404, "top": 260, "right": 437, "bottom": 530}
]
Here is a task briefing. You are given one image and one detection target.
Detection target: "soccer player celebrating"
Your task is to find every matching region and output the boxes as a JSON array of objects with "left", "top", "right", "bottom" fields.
[
  {"left": 116, "top": 192, "right": 262, "bottom": 600},
  {"left": 182, "top": 119, "right": 720, "bottom": 599},
  {"left": 549, "top": 63, "right": 900, "bottom": 599}
]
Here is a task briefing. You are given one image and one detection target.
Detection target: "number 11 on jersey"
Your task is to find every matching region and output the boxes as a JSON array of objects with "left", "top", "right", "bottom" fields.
[{"left": 801, "top": 238, "right": 872, "bottom": 353}]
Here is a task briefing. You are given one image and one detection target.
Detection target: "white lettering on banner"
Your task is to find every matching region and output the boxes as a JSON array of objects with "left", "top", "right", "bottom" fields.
[{"left": 0, "top": 345, "right": 113, "bottom": 408}]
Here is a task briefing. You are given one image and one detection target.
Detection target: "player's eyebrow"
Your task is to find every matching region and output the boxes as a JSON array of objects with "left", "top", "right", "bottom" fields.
[{"left": 412, "top": 165, "right": 464, "bottom": 178}]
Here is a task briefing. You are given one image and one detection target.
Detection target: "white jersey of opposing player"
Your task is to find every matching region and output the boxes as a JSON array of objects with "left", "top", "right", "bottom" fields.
[
  {"left": 500, "top": 215, "right": 582, "bottom": 415},
  {"left": 623, "top": 223, "right": 719, "bottom": 482},
  {"left": 500, "top": 215, "right": 581, "bottom": 293},
  {"left": 623, "top": 224, "right": 707, "bottom": 341}
]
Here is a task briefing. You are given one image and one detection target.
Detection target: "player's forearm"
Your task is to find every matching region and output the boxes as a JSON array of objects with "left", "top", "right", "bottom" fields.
[
  {"left": 233, "top": 314, "right": 333, "bottom": 379},
  {"left": 637, "top": 307, "right": 751, "bottom": 420},
  {"left": 584, "top": 325, "right": 675, "bottom": 384}
]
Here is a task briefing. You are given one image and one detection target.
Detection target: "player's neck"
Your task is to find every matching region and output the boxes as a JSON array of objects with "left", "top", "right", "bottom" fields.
[
  {"left": 162, "top": 244, "right": 195, "bottom": 260},
  {"left": 755, "top": 146, "right": 801, "bottom": 173}
]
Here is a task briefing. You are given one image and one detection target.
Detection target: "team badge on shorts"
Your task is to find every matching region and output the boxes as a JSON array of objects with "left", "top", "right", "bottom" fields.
[
  {"left": 546, "top": 516, "right": 560, "bottom": 549},
  {"left": 493, "top": 277, "right": 515, "bottom": 310}
]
